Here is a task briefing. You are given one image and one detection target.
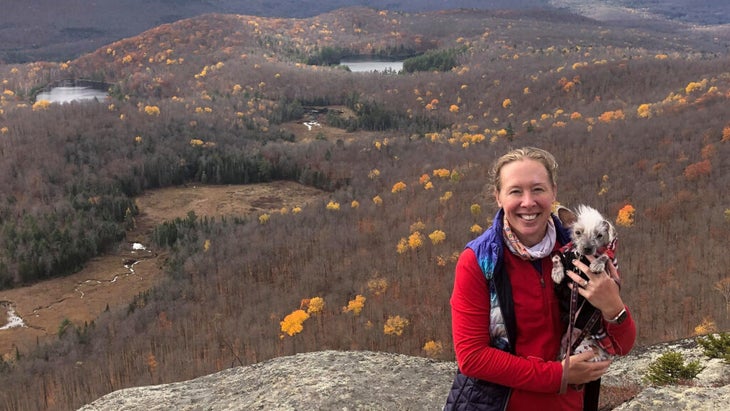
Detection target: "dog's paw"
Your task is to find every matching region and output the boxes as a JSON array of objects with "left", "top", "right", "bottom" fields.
[
  {"left": 551, "top": 255, "right": 565, "bottom": 283},
  {"left": 589, "top": 254, "right": 609, "bottom": 273},
  {"left": 573, "top": 337, "right": 613, "bottom": 362}
]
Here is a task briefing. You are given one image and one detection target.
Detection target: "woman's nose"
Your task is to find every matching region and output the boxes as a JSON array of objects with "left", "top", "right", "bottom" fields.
[{"left": 520, "top": 192, "right": 536, "bottom": 206}]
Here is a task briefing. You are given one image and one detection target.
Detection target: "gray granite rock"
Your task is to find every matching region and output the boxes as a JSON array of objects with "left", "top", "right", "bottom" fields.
[
  {"left": 606, "top": 337, "right": 730, "bottom": 410},
  {"left": 79, "top": 340, "right": 730, "bottom": 411},
  {"left": 612, "top": 385, "right": 730, "bottom": 411},
  {"left": 78, "top": 350, "right": 457, "bottom": 410}
]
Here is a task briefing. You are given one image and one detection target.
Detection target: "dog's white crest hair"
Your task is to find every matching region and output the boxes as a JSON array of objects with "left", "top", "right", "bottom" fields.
[
  {"left": 574, "top": 204, "right": 616, "bottom": 244},
  {"left": 575, "top": 205, "right": 606, "bottom": 225}
]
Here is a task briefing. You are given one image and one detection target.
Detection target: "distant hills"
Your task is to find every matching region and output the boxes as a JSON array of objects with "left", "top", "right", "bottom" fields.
[
  {"left": 1, "top": 0, "right": 729, "bottom": 63},
  {"left": 1, "top": 4, "right": 729, "bottom": 410},
  {"left": 550, "top": 0, "right": 730, "bottom": 26},
  {"left": 0, "top": 1, "right": 533, "bottom": 63}
]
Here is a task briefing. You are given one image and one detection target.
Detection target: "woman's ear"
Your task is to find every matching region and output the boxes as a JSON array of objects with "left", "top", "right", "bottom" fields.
[{"left": 493, "top": 189, "right": 501, "bottom": 208}]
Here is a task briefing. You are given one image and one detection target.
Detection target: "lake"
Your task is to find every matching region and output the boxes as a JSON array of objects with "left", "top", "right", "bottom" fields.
[
  {"left": 340, "top": 60, "right": 404, "bottom": 73},
  {"left": 35, "top": 86, "right": 109, "bottom": 104}
]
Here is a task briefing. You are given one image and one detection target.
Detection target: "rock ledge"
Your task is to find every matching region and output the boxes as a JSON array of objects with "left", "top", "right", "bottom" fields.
[
  {"left": 78, "top": 350, "right": 455, "bottom": 410},
  {"left": 79, "top": 340, "right": 730, "bottom": 410}
]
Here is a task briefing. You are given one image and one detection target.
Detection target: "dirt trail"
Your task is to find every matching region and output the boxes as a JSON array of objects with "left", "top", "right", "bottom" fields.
[{"left": 0, "top": 182, "right": 323, "bottom": 360}]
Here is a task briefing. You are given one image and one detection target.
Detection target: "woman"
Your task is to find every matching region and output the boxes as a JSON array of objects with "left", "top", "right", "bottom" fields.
[{"left": 445, "top": 147, "right": 636, "bottom": 410}]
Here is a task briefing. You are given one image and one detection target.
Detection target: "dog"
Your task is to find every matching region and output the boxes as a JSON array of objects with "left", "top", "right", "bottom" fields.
[{"left": 551, "top": 204, "right": 618, "bottom": 362}]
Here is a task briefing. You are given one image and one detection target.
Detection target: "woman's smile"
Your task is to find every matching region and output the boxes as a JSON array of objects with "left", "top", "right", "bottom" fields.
[{"left": 495, "top": 159, "right": 556, "bottom": 246}]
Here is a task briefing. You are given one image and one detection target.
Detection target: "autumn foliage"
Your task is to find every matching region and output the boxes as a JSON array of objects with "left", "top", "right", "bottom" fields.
[
  {"left": 280, "top": 309, "right": 310, "bottom": 336},
  {"left": 683, "top": 159, "right": 712, "bottom": 180},
  {"left": 616, "top": 204, "right": 636, "bottom": 227},
  {"left": 0, "top": 6, "right": 729, "bottom": 411}
]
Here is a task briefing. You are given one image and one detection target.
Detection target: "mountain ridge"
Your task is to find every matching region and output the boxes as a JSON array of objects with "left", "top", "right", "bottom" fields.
[
  {"left": 2, "top": 1, "right": 729, "bottom": 63},
  {"left": 1, "top": 1, "right": 541, "bottom": 63}
]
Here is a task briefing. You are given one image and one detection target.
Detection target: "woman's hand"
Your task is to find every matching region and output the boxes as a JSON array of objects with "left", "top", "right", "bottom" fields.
[
  {"left": 563, "top": 350, "right": 611, "bottom": 385},
  {"left": 566, "top": 256, "right": 625, "bottom": 320}
]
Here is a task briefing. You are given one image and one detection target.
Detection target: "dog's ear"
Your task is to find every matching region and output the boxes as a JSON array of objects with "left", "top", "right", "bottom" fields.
[
  {"left": 555, "top": 205, "right": 577, "bottom": 228},
  {"left": 601, "top": 219, "right": 617, "bottom": 242}
]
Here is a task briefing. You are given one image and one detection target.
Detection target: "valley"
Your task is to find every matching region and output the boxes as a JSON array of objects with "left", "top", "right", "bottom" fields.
[{"left": 0, "top": 181, "right": 324, "bottom": 360}]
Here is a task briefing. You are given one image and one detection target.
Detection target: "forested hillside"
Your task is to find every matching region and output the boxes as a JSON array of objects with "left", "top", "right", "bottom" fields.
[
  {"left": 0, "top": 7, "right": 729, "bottom": 410},
  {"left": 0, "top": 0, "right": 534, "bottom": 63}
]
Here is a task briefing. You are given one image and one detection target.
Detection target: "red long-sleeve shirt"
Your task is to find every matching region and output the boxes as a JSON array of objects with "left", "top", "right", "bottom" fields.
[{"left": 451, "top": 247, "right": 636, "bottom": 410}]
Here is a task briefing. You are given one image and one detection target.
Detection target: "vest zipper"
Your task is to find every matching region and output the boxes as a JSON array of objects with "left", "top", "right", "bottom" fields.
[{"left": 531, "top": 260, "right": 546, "bottom": 288}]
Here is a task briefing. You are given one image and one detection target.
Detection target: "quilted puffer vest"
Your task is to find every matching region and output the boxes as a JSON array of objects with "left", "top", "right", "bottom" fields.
[{"left": 444, "top": 210, "right": 570, "bottom": 411}]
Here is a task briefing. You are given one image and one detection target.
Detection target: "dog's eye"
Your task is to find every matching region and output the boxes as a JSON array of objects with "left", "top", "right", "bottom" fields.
[
  {"left": 597, "top": 233, "right": 603, "bottom": 239},
  {"left": 574, "top": 230, "right": 582, "bottom": 236}
]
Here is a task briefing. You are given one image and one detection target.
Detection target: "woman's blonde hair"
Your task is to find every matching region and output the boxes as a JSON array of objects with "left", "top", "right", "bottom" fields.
[{"left": 490, "top": 146, "right": 558, "bottom": 193}]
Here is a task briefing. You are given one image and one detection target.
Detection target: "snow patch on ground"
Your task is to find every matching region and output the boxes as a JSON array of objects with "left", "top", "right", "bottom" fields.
[{"left": 0, "top": 302, "right": 26, "bottom": 330}]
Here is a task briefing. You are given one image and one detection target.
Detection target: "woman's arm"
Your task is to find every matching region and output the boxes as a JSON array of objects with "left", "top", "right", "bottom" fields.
[
  {"left": 603, "top": 308, "right": 636, "bottom": 355},
  {"left": 566, "top": 258, "right": 637, "bottom": 355}
]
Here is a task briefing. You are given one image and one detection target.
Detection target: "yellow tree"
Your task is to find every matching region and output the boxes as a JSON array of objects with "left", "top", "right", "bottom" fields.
[
  {"left": 305, "top": 297, "right": 325, "bottom": 314},
  {"left": 32, "top": 99, "right": 51, "bottom": 111},
  {"left": 391, "top": 181, "right": 407, "bottom": 193},
  {"left": 342, "top": 295, "right": 366, "bottom": 315},
  {"left": 367, "top": 277, "right": 388, "bottom": 295},
  {"left": 693, "top": 317, "right": 717, "bottom": 335},
  {"left": 423, "top": 340, "right": 444, "bottom": 358},
  {"left": 616, "top": 204, "right": 635, "bottom": 227},
  {"left": 280, "top": 310, "right": 310, "bottom": 336},
  {"left": 598, "top": 109, "right": 625, "bottom": 123},
  {"left": 637, "top": 104, "right": 651, "bottom": 118},
  {"left": 408, "top": 231, "right": 424, "bottom": 250},
  {"left": 144, "top": 105, "right": 161, "bottom": 116},
  {"left": 384, "top": 315, "right": 409, "bottom": 336},
  {"left": 429, "top": 230, "right": 446, "bottom": 245},
  {"left": 433, "top": 168, "right": 450, "bottom": 178}
]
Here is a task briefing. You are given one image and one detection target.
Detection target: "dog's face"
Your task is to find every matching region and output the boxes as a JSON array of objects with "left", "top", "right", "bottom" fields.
[{"left": 571, "top": 206, "right": 616, "bottom": 256}]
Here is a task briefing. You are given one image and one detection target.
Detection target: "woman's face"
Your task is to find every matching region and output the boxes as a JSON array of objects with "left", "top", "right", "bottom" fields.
[{"left": 495, "top": 158, "right": 556, "bottom": 247}]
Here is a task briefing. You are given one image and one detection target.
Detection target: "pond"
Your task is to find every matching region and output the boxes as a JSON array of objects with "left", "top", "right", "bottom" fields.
[
  {"left": 35, "top": 86, "right": 110, "bottom": 104},
  {"left": 340, "top": 60, "right": 404, "bottom": 73}
]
